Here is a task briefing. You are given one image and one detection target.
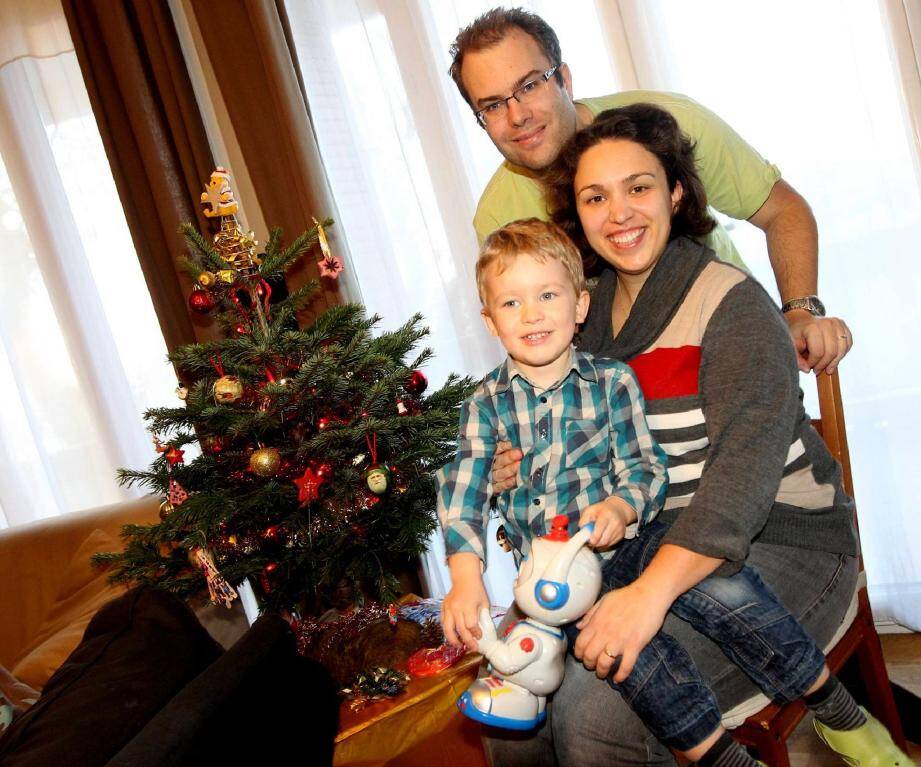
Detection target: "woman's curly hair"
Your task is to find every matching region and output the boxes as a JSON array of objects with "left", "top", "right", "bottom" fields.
[{"left": 542, "top": 103, "right": 715, "bottom": 273}]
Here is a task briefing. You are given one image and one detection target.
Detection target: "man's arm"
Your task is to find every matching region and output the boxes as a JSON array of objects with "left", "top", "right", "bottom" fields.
[{"left": 747, "top": 179, "right": 852, "bottom": 375}]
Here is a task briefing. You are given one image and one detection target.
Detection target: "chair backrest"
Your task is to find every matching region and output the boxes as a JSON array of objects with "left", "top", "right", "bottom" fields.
[{"left": 812, "top": 371, "right": 854, "bottom": 498}]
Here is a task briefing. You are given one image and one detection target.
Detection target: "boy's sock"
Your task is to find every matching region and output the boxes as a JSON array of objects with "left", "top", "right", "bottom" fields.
[
  {"left": 804, "top": 675, "right": 866, "bottom": 731},
  {"left": 697, "top": 730, "right": 759, "bottom": 767}
]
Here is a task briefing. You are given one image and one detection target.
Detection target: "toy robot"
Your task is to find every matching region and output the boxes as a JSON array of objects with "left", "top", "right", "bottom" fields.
[{"left": 457, "top": 515, "right": 602, "bottom": 730}]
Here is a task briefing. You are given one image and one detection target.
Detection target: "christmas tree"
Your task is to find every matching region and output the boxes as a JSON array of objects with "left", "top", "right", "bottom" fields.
[{"left": 97, "top": 169, "right": 475, "bottom": 615}]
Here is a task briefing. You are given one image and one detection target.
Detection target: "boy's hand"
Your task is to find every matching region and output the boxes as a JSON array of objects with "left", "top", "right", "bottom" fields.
[
  {"left": 579, "top": 497, "right": 637, "bottom": 549},
  {"left": 442, "top": 553, "right": 491, "bottom": 650},
  {"left": 491, "top": 440, "right": 522, "bottom": 493}
]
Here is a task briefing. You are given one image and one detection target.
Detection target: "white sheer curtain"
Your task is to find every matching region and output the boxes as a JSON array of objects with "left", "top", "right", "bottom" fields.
[
  {"left": 0, "top": 0, "right": 175, "bottom": 528},
  {"left": 284, "top": 0, "right": 921, "bottom": 623},
  {"left": 284, "top": 0, "right": 625, "bottom": 606},
  {"left": 610, "top": 0, "right": 921, "bottom": 631}
]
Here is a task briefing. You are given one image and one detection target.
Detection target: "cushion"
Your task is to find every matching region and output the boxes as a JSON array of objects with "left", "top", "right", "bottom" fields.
[
  {"left": 0, "top": 586, "right": 223, "bottom": 766},
  {"left": 107, "top": 612, "right": 338, "bottom": 766},
  {"left": 11, "top": 529, "right": 127, "bottom": 690}
]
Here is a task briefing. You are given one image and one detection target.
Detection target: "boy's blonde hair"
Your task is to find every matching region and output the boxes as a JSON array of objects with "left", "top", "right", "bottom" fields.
[{"left": 476, "top": 218, "right": 586, "bottom": 306}]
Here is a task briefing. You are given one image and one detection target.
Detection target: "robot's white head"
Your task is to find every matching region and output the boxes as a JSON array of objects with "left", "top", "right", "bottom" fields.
[{"left": 512, "top": 516, "right": 602, "bottom": 626}]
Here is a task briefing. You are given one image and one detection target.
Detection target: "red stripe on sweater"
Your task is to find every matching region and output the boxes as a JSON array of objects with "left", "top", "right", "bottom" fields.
[{"left": 628, "top": 346, "right": 701, "bottom": 400}]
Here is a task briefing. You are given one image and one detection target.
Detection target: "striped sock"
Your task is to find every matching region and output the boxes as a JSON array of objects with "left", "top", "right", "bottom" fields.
[
  {"left": 697, "top": 731, "right": 759, "bottom": 767},
  {"left": 804, "top": 675, "right": 867, "bottom": 731}
]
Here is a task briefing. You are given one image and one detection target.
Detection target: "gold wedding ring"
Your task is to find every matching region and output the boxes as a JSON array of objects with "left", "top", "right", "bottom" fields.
[{"left": 604, "top": 648, "right": 618, "bottom": 659}]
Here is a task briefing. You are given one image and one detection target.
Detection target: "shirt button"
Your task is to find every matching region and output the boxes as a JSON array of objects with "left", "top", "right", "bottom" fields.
[
  {"left": 540, "top": 396, "right": 547, "bottom": 404},
  {"left": 533, "top": 498, "right": 541, "bottom": 506}
]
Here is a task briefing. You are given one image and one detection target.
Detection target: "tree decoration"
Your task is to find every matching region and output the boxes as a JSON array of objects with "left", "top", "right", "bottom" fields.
[
  {"left": 363, "top": 433, "right": 390, "bottom": 495},
  {"left": 313, "top": 217, "right": 344, "bottom": 280},
  {"left": 341, "top": 667, "right": 410, "bottom": 711},
  {"left": 94, "top": 167, "right": 475, "bottom": 619},
  {"left": 167, "top": 478, "right": 188, "bottom": 506},
  {"left": 405, "top": 370, "right": 428, "bottom": 397},
  {"left": 164, "top": 446, "right": 185, "bottom": 466},
  {"left": 190, "top": 547, "right": 238, "bottom": 608},
  {"left": 294, "top": 465, "right": 324, "bottom": 506},
  {"left": 188, "top": 287, "right": 216, "bottom": 314},
  {"left": 213, "top": 375, "right": 243, "bottom": 404}
]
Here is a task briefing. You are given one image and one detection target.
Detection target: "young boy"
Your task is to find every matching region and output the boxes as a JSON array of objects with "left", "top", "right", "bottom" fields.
[{"left": 437, "top": 219, "right": 905, "bottom": 766}]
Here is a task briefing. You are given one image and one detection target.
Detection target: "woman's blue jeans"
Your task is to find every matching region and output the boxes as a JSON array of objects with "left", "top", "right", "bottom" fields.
[{"left": 561, "top": 520, "right": 826, "bottom": 751}]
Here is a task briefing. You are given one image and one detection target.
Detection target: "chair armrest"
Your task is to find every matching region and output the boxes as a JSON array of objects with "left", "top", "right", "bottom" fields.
[{"left": 0, "top": 497, "right": 160, "bottom": 667}]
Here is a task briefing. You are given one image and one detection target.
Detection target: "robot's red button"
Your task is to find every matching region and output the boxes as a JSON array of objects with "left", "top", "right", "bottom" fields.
[{"left": 519, "top": 637, "right": 535, "bottom": 652}]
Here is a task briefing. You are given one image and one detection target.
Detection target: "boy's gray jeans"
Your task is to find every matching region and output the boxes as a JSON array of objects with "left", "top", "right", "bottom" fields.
[{"left": 482, "top": 541, "right": 858, "bottom": 766}]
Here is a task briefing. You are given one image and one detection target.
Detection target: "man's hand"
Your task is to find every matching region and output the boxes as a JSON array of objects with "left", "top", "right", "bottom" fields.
[
  {"left": 442, "top": 553, "right": 490, "bottom": 650},
  {"left": 784, "top": 309, "right": 853, "bottom": 375},
  {"left": 491, "top": 440, "right": 522, "bottom": 493},
  {"left": 579, "top": 497, "right": 636, "bottom": 550},
  {"left": 573, "top": 581, "right": 671, "bottom": 683}
]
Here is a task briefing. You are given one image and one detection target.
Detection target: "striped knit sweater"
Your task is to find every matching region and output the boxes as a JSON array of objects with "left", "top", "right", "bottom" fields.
[{"left": 578, "top": 237, "right": 857, "bottom": 573}]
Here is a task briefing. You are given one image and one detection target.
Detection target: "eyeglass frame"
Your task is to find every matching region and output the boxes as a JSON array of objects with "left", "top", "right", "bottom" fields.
[{"left": 473, "top": 64, "right": 562, "bottom": 126}]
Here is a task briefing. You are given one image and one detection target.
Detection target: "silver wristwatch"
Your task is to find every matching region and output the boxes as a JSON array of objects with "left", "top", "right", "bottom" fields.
[{"left": 781, "top": 295, "right": 826, "bottom": 317}]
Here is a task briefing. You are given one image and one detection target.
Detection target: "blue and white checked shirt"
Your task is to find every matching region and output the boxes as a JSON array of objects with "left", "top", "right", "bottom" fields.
[{"left": 437, "top": 349, "right": 668, "bottom": 563}]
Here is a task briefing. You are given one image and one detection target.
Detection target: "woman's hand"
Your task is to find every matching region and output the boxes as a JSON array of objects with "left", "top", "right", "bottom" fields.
[
  {"left": 573, "top": 581, "right": 672, "bottom": 683},
  {"left": 491, "top": 440, "right": 522, "bottom": 493},
  {"left": 579, "top": 496, "right": 636, "bottom": 549}
]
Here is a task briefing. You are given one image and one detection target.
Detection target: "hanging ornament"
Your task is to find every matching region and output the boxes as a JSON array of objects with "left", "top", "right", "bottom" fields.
[
  {"left": 159, "top": 499, "right": 174, "bottom": 520},
  {"left": 405, "top": 370, "right": 428, "bottom": 397},
  {"left": 197, "top": 271, "right": 216, "bottom": 287},
  {"left": 363, "top": 433, "right": 390, "bottom": 494},
  {"left": 249, "top": 446, "right": 281, "bottom": 477},
  {"left": 175, "top": 383, "right": 189, "bottom": 400},
  {"left": 217, "top": 269, "right": 235, "bottom": 284},
  {"left": 364, "top": 464, "right": 391, "bottom": 495},
  {"left": 213, "top": 375, "right": 244, "bottom": 404},
  {"left": 294, "top": 465, "right": 324, "bottom": 505},
  {"left": 188, "top": 287, "right": 216, "bottom": 314},
  {"left": 263, "top": 525, "right": 283, "bottom": 543},
  {"left": 190, "top": 547, "right": 238, "bottom": 608},
  {"left": 168, "top": 478, "right": 189, "bottom": 506},
  {"left": 260, "top": 561, "right": 279, "bottom": 593},
  {"left": 313, "top": 217, "right": 344, "bottom": 280},
  {"left": 200, "top": 434, "right": 226, "bottom": 455},
  {"left": 164, "top": 446, "right": 185, "bottom": 466},
  {"left": 397, "top": 397, "right": 422, "bottom": 417}
]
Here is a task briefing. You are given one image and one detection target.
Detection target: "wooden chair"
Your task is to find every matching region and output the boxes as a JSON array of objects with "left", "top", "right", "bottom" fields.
[{"left": 731, "top": 371, "right": 909, "bottom": 765}]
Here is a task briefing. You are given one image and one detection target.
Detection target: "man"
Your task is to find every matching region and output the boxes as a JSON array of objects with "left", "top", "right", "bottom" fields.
[{"left": 449, "top": 7, "right": 851, "bottom": 376}]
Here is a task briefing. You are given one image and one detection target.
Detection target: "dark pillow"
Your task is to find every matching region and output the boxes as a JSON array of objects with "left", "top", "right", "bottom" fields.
[
  {"left": 0, "top": 586, "right": 223, "bottom": 767},
  {"left": 106, "top": 612, "right": 339, "bottom": 766}
]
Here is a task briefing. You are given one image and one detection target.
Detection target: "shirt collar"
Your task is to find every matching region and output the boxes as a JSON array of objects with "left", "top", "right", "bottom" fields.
[{"left": 490, "top": 348, "right": 598, "bottom": 395}]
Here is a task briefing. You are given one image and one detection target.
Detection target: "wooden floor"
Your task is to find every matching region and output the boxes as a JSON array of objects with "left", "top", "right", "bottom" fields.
[{"left": 787, "top": 633, "right": 921, "bottom": 765}]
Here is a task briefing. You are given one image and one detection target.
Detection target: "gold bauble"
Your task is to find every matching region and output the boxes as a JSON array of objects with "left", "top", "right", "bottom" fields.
[
  {"left": 213, "top": 375, "right": 244, "bottom": 404},
  {"left": 198, "top": 271, "right": 216, "bottom": 287},
  {"left": 159, "top": 499, "right": 174, "bottom": 520},
  {"left": 249, "top": 447, "right": 281, "bottom": 477}
]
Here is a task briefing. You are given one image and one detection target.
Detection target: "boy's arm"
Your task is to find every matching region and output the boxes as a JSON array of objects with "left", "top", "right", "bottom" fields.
[
  {"left": 436, "top": 396, "right": 498, "bottom": 563},
  {"left": 604, "top": 365, "right": 668, "bottom": 535},
  {"left": 437, "top": 394, "right": 498, "bottom": 647}
]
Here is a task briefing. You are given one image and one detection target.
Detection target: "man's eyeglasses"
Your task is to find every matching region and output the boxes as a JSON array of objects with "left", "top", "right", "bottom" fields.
[{"left": 474, "top": 64, "right": 561, "bottom": 126}]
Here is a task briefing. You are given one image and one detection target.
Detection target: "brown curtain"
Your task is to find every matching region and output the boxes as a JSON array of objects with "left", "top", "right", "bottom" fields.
[
  {"left": 188, "top": 0, "right": 342, "bottom": 316},
  {"left": 62, "top": 0, "right": 218, "bottom": 351}
]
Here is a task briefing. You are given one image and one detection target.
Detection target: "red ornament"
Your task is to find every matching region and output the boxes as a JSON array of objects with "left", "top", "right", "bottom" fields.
[
  {"left": 293, "top": 466, "right": 324, "bottom": 505},
  {"left": 263, "top": 525, "right": 283, "bottom": 542},
  {"left": 201, "top": 435, "right": 225, "bottom": 455},
  {"left": 168, "top": 478, "right": 188, "bottom": 506},
  {"left": 406, "top": 370, "right": 428, "bottom": 396},
  {"left": 317, "top": 416, "right": 332, "bottom": 431},
  {"left": 233, "top": 323, "right": 248, "bottom": 336},
  {"left": 188, "top": 288, "right": 216, "bottom": 314},
  {"left": 164, "top": 446, "right": 185, "bottom": 465}
]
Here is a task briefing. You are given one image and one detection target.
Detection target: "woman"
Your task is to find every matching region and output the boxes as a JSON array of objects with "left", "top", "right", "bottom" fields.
[{"left": 483, "top": 104, "right": 861, "bottom": 765}]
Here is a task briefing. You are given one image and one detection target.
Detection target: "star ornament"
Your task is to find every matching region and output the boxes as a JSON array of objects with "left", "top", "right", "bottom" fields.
[
  {"left": 164, "top": 446, "right": 185, "bottom": 465},
  {"left": 318, "top": 254, "right": 344, "bottom": 280},
  {"left": 294, "top": 466, "right": 324, "bottom": 505}
]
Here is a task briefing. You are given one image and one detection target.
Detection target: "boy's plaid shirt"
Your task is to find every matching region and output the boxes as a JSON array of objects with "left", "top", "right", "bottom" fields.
[{"left": 437, "top": 349, "right": 668, "bottom": 563}]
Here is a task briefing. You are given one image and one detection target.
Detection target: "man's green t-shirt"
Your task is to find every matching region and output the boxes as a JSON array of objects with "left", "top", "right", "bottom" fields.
[{"left": 473, "top": 91, "right": 781, "bottom": 269}]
